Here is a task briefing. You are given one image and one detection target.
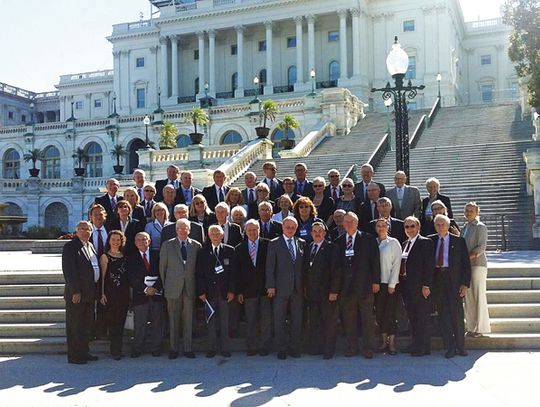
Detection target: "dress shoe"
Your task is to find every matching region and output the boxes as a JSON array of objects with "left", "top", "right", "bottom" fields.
[
  {"left": 277, "top": 351, "right": 287, "bottom": 360},
  {"left": 411, "top": 350, "right": 430, "bottom": 357},
  {"left": 362, "top": 350, "right": 374, "bottom": 359},
  {"left": 445, "top": 349, "right": 456, "bottom": 359},
  {"left": 112, "top": 354, "right": 123, "bottom": 361},
  {"left": 85, "top": 354, "right": 98, "bottom": 361},
  {"left": 259, "top": 349, "right": 269, "bottom": 357},
  {"left": 221, "top": 351, "right": 232, "bottom": 358},
  {"left": 388, "top": 349, "right": 398, "bottom": 356},
  {"left": 288, "top": 351, "right": 301, "bottom": 358},
  {"left": 376, "top": 345, "right": 388, "bottom": 353},
  {"left": 68, "top": 359, "right": 87, "bottom": 365},
  {"left": 168, "top": 351, "right": 179, "bottom": 360},
  {"left": 131, "top": 350, "right": 142, "bottom": 358},
  {"left": 457, "top": 349, "right": 468, "bottom": 357},
  {"left": 323, "top": 353, "right": 334, "bottom": 360},
  {"left": 345, "top": 349, "right": 358, "bottom": 357},
  {"left": 206, "top": 351, "right": 216, "bottom": 358},
  {"left": 152, "top": 351, "right": 162, "bottom": 357},
  {"left": 183, "top": 351, "right": 196, "bottom": 359},
  {"left": 246, "top": 350, "right": 258, "bottom": 356}
]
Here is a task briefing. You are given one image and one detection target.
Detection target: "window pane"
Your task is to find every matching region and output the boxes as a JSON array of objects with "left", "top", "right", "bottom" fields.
[
  {"left": 75, "top": 101, "right": 83, "bottom": 110},
  {"left": 405, "top": 56, "right": 416, "bottom": 80},
  {"left": 287, "top": 37, "right": 296, "bottom": 48},
  {"left": 221, "top": 131, "right": 242, "bottom": 144},
  {"left": 231, "top": 44, "right": 237, "bottom": 55},
  {"left": 481, "top": 85, "right": 493, "bottom": 102},
  {"left": 481, "top": 55, "right": 491, "bottom": 65},
  {"left": 136, "top": 57, "right": 145, "bottom": 67},
  {"left": 329, "top": 61, "right": 340, "bottom": 81},
  {"left": 137, "top": 88, "right": 145, "bottom": 108},
  {"left": 232, "top": 73, "right": 238, "bottom": 91},
  {"left": 259, "top": 40, "right": 266, "bottom": 52},
  {"left": 94, "top": 99, "right": 102, "bottom": 108},
  {"left": 288, "top": 66, "right": 297, "bottom": 86},
  {"left": 176, "top": 134, "right": 190, "bottom": 148},
  {"left": 328, "top": 31, "right": 339, "bottom": 42},
  {"left": 403, "top": 20, "right": 415, "bottom": 32}
]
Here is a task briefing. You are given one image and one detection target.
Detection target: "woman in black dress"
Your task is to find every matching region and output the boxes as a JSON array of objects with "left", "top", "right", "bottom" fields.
[{"left": 99, "top": 230, "right": 129, "bottom": 360}]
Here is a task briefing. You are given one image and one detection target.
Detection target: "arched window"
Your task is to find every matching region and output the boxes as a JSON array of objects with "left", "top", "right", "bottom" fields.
[
  {"left": 271, "top": 128, "right": 296, "bottom": 142},
  {"left": 3, "top": 149, "right": 20, "bottom": 179},
  {"left": 329, "top": 61, "right": 340, "bottom": 82},
  {"left": 221, "top": 131, "right": 242, "bottom": 144},
  {"left": 232, "top": 72, "right": 238, "bottom": 91},
  {"left": 84, "top": 142, "right": 103, "bottom": 178},
  {"left": 194, "top": 77, "right": 199, "bottom": 94},
  {"left": 287, "top": 66, "right": 297, "bottom": 86},
  {"left": 128, "top": 139, "right": 146, "bottom": 174},
  {"left": 42, "top": 146, "right": 61, "bottom": 179},
  {"left": 176, "top": 134, "right": 190, "bottom": 148}
]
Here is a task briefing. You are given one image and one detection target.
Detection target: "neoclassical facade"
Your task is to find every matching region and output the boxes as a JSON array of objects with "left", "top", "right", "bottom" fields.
[{"left": 0, "top": 0, "right": 519, "bottom": 232}]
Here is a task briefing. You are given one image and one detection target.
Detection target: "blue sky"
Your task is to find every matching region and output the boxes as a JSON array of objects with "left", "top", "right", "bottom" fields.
[{"left": 0, "top": 0, "right": 506, "bottom": 92}]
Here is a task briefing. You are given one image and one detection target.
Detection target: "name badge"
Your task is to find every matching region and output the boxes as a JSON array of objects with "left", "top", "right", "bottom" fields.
[
  {"left": 223, "top": 258, "right": 230, "bottom": 266},
  {"left": 300, "top": 229, "right": 308, "bottom": 237},
  {"left": 214, "top": 265, "right": 224, "bottom": 274},
  {"left": 345, "top": 249, "right": 354, "bottom": 257}
]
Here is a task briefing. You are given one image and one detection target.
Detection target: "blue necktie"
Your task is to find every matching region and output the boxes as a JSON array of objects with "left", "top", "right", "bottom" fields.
[{"left": 287, "top": 238, "right": 296, "bottom": 262}]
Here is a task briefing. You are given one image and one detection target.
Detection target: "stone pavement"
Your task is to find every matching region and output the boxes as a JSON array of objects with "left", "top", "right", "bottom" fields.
[{"left": 0, "top": 351, "right": 538, "bottom": 406}]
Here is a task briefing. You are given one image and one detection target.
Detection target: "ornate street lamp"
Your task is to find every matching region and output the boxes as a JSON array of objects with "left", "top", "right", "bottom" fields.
[
  {"left": 143, "top": 115, "right": 151, "bottom": 149},
  {"left": 307, "top": 68, "right": 317, "bottom": 97},
  {"left": 372, "top": 36, "right": 425, "bottom": 182},
  {"left": 251, "top": 75, "right": 261, "bottom": 104},
  {"left": 436, "top": 73, "right": 442, "bottom": 102}
]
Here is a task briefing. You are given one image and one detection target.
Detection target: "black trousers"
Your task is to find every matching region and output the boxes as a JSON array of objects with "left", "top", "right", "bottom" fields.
[
  {"left": 207, "top": 295, "right": 230, "bottom": 352},
  {"left": 66, "top": 300, "right": 94, "bottom": 362},
  {"left": 244, "top": 295, "right": 272, "bottom": 352},
  {"left": 305, "top": 299, "right": 339, "bottom": 356},
  {"left": 434, "top": 269, "right": 466, "bottom": 351},
  {"left": 105, "top": 301, "right": 129, "bottom": 356},
  {"left": 340, "top": 293, "right": 375, "bottom": 353},
  {"left": 375, "top": 283, "right": 398, "bottom": 335},
  {"left": 133, "top": 300, "right": 165, "bottom": 353},
  {"left": 399, "top": 278, "right": 432, "bottom": 353},
  {"left": 274, "top": 292, "right": 303, "bottom": 353}
]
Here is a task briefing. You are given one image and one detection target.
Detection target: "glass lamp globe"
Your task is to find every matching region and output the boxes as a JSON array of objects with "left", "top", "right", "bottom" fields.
[
  {"left": 143, "top": 115, "right": 151, "bottom": 126},
  {"left": 386, "top": 36, "right": 409, "bottom": 76},
  {"left": 384, "top": 98, "right": 393, "bottom": 107}
]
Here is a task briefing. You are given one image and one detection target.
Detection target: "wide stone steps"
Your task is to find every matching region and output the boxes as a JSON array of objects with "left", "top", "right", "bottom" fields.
[
  {"left": 489, "top": 303, "right": 540, "bottom": 318},
  {"left": 490, "top": 318, "right": 540, "bottom": 333},
  {"left": 0, "top": 296, "right": 65, "bottom": 310},
  {"left": 0, "top": 309, "right": 65, "bottom": 323},
  {"left": 0, "top": 323, "right": 66, "bottom": 338},
  {"left": 0, "top": 284, "right": 64, "bottom": 297},
  {"left": 487, "top": 278, "right": 540, "bottom": 290},
  {"left": 0, "top": 271, "right": 65, "bottom": 285},
  {"left": 487, "top": 290, "right": 540, "bottom": 303}
]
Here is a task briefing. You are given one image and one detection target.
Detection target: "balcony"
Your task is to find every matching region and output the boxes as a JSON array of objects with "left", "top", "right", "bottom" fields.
[
  {"left": 58, "top": 70, "right": 114, "bottom": 86},
  {"left": 465, "top": 18, "right": 507, "bottom": 34}
]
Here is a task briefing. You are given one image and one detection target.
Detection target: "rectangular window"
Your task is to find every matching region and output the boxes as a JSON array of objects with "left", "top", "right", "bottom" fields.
[
  {"left": 194, "top": 49, "right": 199, "bottom": 60},
  {"left": 258, "top": 40, "right": 267, "bottom": 52},
  {"left": 407, "top": 101, "right": 417, "bottom": 111},
  {"left": 328, "top": 31, "right": 339, "bottom": 42},
  {"left": 75, "top": 101, "right": 83, "bottom": 110},
  {"left": 21, "top": 114, "right": 26, "bottom": 123},
  {"left": 136, "top": 88, "right": 145, "bottom": 108},
  {"left": 8, "top": 111, "right": 13, "bottom": 119},
  {"left": 231, "top": 44, "right": 237, "bottom": 55},
  {"left": 94, "top": 99, "right": 102, "bottom": 108},
  {"left": 403, "top": 20, "right": 415, "bottom": 32},
  {"left": 287, "top": 36, "right": 296, "bottom": 48},
  {"left": 135, "top": 57, "right": 145, "bottom": 67},
  {"left": 405, "top": 56, "right": 416, "bottom": 80},
  {"left": 481, "top": 85, "right": 493, "bottom": 103},
  {"left": 481, "top": 55, "right": 491, "bottom": 65},
  {"left": 511, "top": 82, "right": 519, "bottom": 99}
]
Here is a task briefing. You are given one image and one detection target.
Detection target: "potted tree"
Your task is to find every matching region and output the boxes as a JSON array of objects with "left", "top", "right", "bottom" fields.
[
  {"left": 256, "top": 99, "right": 278, "bottom": 138},
  {"left": 23, "top": 148, "right": 44, "bottom": 177},
  {"left": 111, "top": 144, "right": 128, "bottom": 175},
  {"left": 159, "top": 120, "right": 178, "bottom": 149},
  {"left": 277, "top": 113, "right": 299, "bottom": 150},
  {"left": 72, "top": 147, "right": 89, "bottom": 177},
  {"left": 186, "top": 107, "right": 209, "bottom": 145}
]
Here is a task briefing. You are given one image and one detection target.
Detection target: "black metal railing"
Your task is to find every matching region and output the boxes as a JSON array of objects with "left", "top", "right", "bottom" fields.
[
  {"left": 178, "top": 95, "right": 196, "bottom": 104},
  {"left": 367, "top": 133, "right": 391, "bottom": 170},
  {"left": 216, "top": 91, "right": 234, "bottom": 99},
  {"left": 344, "top": 164, "right": 358, "bottom": 183},
  {"left": 244, "top": 88, "right": 258, "bottom": 97},
  {"left": 274, "top": 85, "right": 293, "bottom": 94},
  {"left": 427, "top": 96, "right": 441, "bottom": 127},
  {"left": 409, "top": 114, "right": 427, "bottom": 148},
  {"left": 316, "top": 80, "right": 338, "bottom": 89}
]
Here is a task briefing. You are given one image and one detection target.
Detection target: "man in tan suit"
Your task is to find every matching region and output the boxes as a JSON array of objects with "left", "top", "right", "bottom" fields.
[{"left": 159, "top": 218, "right": 202, "bottom": 359}]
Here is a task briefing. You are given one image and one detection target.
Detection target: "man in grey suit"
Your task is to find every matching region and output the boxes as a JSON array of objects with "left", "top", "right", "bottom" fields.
[
  {"left": 386, "top": 171, "right": 422, "bottom": 220},
  {"left": 161, "top": 204, "right": 205, "bottom": 245},
  {"left": 159, "top": 218, "right": 202, "bottom": 359},
  {"left": 266, "top": 216, "right": 305, "bottom": 359}
]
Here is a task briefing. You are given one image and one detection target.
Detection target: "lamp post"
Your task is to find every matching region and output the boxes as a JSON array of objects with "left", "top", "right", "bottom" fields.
[
  {"left": 109, "top": 93, "right": 119, "bottom": 118},
  {"left": 307, "top": 68, "right": 316, "bottom": 97},
  {"left": 251, "top": 75, "right": 261, "bottom": 104},
  {"left": 154, "top": 87, "right": 164, "bottom": 114},
  {"left": 204, "top": 82, "right": 209, "bottom": 100},
  {"left": 29, "top": 102, "right": 35, "bottom": 125},
  {"left": 143, "top": 115, "right": 151, "bottom": 149},
  {"left": 371, "top": 36, "right": 425, "bottom": 182},
  {"left": 436, "top": 73, "right": 442, "bottom": 104},
  {"left": 384, "top": 97, "right": 393, "bottom": 136}
]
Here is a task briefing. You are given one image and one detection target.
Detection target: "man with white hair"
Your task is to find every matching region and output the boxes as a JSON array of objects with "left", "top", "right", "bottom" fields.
[
  {"left": 385, "top": 171, "right": 422, "bottom": 219},
  {"left": 161, "top": 204, "right": 205, "bottom": 244},
  {"left": 241, "top": 171, "right": 258, "bottom": 205},
  {"left": 132, "top": 169, "right": 146, "bottom": 202},
  {"left": 95, "top": 178, "right": 123, "bottom": 219},
  {"left": 354, "top": 163, "right": 386, "bottom": 203},
  {"left": 213, "top": 202, "right": 243, "bottom": 247},
  {"left": 177, "top": 170, "right": 201, "bottom": 207},
  {"left": 324, "top": 169, "right": 342, "bottom": 200}
]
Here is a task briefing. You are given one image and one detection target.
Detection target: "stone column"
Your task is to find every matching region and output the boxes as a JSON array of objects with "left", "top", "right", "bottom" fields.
[
  {"left": 306, "top": 15, "right": 316, "bottom": 76},
  {"left": 496, "top": 44, "right": 506, "bottom": 100},
  {"left": 208, "top": 29, "right": 216, "bottom": 96},
  {"left": 338, "top": 10, "right": 348, "bottom": 80},
  {"left": 235, "top": 25, "right": 245, "bottom": 98},
  {"left": 160, "top": 36, "right": 169, "bottom": 101},
  {"left": 112, "top": 51, "right": 121, "bottom": 110},
  {"left": 264, "top": 21, "right": 274, "bottom": 94},
  {"left": 120, "top": 50, "right": 131, "bottom": 112},
  {"left": 197, "top": 31, "right": 206, "bottom": 95},
  {"left": 170, "top": 35, "right": 179, "bottom": 99},
  {"left": 350, "top": 8, "right": 361, "bottom": 80},
  {"left": 85, "top": 93, "right": 91, "bottom": 119},
  {"left": 294, "top": 16, "right": 304, "bottom": 86},
  {"left": 149, "top": 46, "right": 158, "bottom": 109}
]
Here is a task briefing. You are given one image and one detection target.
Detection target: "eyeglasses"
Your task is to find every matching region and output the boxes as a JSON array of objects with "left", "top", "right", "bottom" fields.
[
  {"left": 298, "top": 205, "right": 310, "bottom": 209},
  {"left": 342, "top": 184, "right": 353, "bottom": 188},
  {"left": 329, "top": 175, "right": 339, "bottom": 178},
  {"left": 194, "top": 201, "right": 205, "bottom": 206},
  {"left": 404, "top": 224, "right": 417, "bottom": 229},
  {"left": 313, "top": 184, "right": 324, "bottom": 188},
  {"left": 432, "top": 206, "right": 443, "bottom": 211}
]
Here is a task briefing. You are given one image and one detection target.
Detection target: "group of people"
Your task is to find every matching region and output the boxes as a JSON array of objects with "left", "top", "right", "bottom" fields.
[{"left": 62, "top": 162, "right": 491, "bottom": 364}]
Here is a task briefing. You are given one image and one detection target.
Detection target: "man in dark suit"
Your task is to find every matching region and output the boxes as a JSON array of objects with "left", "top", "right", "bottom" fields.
[
  {"left": 132, "top": 169, "right": 147, "bottom": 203},
  {"left": 294, "top": 162, "right": 314, "bottom": 199},
  {"left": 107, "top": 200, "right": 144, "bottom": 256},
  {"left": 141, "top": 184, "right": 157, "bottom": 222},
  {"left": 177, "top": 170, "right": 201, "bottom": 207},
  {"left": 324, "top": 169, "right": 342, "bottom": 200},
  {"left": 266, "top": 217, "right": 305, "bottom": 359},
  {"left": 196, "top": 225, "right": 236, "bottom": 358},
  {"left": 127, "top": 231, "right": 166, "bottom": 357},
  {"left": 400, "top": 216, "right": 435, "bottom": 356},
  {"left": 62, "top": 221, "right": 99, "bottom": 364},
  {"left": 258, "top": 201, "right": 283, "bottom": 240},
  {"left": 202, "top": 170, "right": 229, "bottom": 211},
  {"left": 329, "top": 209, "right": 346, "bottom": 241},
  {"left": 161, "top": 204, "right": 205, "bottom": 245},
  {"left": 262, "top": 161, "right": 284, "bottom": 201},
  {"left": 358, "top": 182, "right": 382, "bottom": 232},
  {"left": 354, "top": 163, "right": 386, "bottom": 203},
  {"left": 282, "top": 177, "right": 302, "bottom": 204},
  {"left": 334, "top": 212, "right": 380, "bottom": 358},
  {"left": 368, "top": 197, "right": 406, "bottom": 243},
  {"left": 95, "top": 178, "right": 123, "bottom": 220},
  {"left": 154, "top": 165, "right": 180, "bottom": 203},
  {"left": 430, "top": 214, "right": 471, "bottom": 358},
  {"left": 421, "top": 177, "right": 453, "bottom": 223},
  {"left": 234, "top": 219, "right": 271, "bottom": 356},
  {"left": 161, "top": 185, "right": 179, "bottom": 221},
  {"left": 241, "top": 171, "right": 258, "bottom": 206},
  {"left": 214, "top": 202, "right": 243, "bottom": 247},
  {"left": 302, "top": 222, "right": 340, "bottom": 359}
]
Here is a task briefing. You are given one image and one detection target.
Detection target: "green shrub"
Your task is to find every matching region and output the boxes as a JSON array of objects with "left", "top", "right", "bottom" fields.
[{"left": 26, "top": 225, "right": 64, "bottom": 239}]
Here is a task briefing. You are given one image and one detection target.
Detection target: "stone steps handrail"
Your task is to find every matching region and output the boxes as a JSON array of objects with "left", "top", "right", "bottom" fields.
[
  {"left": 219, "top": 139, "right": 273, "bottom": 186},
  {"left": 368, "top": 133, "right": 391, "bottom": 170},
  {"left": 280, "top": 122, "right": 335, "bottom": 158},
  {"left": 409, "top": 114, "right": 428, "bottom": 149}
]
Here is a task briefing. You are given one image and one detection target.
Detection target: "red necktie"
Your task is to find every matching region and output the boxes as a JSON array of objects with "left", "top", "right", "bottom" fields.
[
  {"left": 346, "top": 235, "right": 353, "bottom": 251},
  {"left": 142, "top": 252, "right": 150, "bottom": 273},
  {"left": 400, "top": 241, "right": 411, "bottom": 276},
  {"left": 437, "top": 237, "right": 444, "bottom": 268},
  {"left": 332, "top": 187, "right": 338, "bottom": 200}
]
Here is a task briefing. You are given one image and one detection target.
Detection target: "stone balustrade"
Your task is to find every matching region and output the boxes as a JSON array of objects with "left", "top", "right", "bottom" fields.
[
  {"left": 533, "top": 109, "right": 539, "bottom": 141},
  {"left": 280, "top": 122, "right": 335, "bottom": 158}
]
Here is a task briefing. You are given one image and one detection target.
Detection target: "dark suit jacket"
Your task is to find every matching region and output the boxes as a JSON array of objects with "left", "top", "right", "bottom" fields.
[
  {"left": 141, "top": 199, "right": 156, "bottom": 220},
  {"left": 154, "top": 178, "right": 179, "bottom": 203},
  {"left": 132, "top": 204, "right": 147, "bottom": 227},
  {"left": 369, "top": 217, "right": 406, "bottom": 243},
  {"left": 333, "top": 231, "right": 380, "bottom": 297},
  {"left": 353, "top": 181, "right": 386, "bottom": 202},
  {"left": 188, "top": 212, "right": 216, "bottom": 236},
  {"left": 196, "top": 243, "right": 236, "bottom": 301},
  {"left": 221, "top": 222, "right": 243, "bottom": 247},
  {"left": 202, "top": 185, "right": 229, "bottom": 211},
  {"left": 235, "top": 238, "right": 269, "bottom": 298},
  {"left": 421, "top": 193, "right": 453, "bottom": 221},
  {"left": 263, "top": 178, "right": 284, "bottom": 201},
  {"left": 265, "top": 235, "right": 305, "bottom": 297},
  {"left": 247, "top": 199, "right": 275, "bottom": 220},
  {"left": 62, "top": 238, "right": 96, "bottom": 303},
  {"left": 302, "top": 240, "right": 340, "bottom": 302},
  {"left": 294, "top": 180, "right": 314, "bottom": 199},
  {"left": 259, "top": 219, "right": 283, "bottom": 240},
  {"left": 429, "top": 234, "right": 471, "bottom": 291},
  {"left": 107, "top": 218, "right": 144, "bottom": 255},
  {"left": 358, "top": 201, "right": 379, "bottom": 232},
  {"left": 95, "top": 194, "right": 123, "bottom": 220},
  {"left": 324, "top": 185, "right": 342, "bottom": 200},
  {"left": 127, "top": 250, "right": 163, "bottom": 306},
  {"left": 402, "top": 235, "right": 435, "bottom": 294},
  {"left": 241, "top": 187, "right": 258, "bottom": 205},
  {"left": 161, "top": 221, "right": 205, "bottom": 245},
  {"left": 176, "top": 186, "right": 202, "bottom": 205}
]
